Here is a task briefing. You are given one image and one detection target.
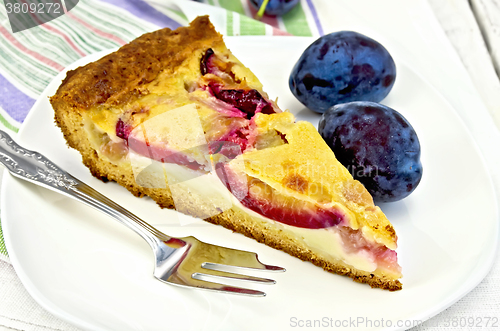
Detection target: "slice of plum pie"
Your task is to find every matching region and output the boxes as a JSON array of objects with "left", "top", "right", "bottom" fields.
[{"left": 50, "top": 16, "right": 402, "bottom": 291}]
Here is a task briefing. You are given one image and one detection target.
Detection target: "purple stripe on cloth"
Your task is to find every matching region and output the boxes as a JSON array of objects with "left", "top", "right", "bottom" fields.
[
  {"left": 0, "top": 74, "right": 35, "bottom": 123},
  {"left": 99, "top": 0, "right": 182, "bottom": 29},
  {"left": 305, "top": 0, "right": 324, "bottom": 36}
]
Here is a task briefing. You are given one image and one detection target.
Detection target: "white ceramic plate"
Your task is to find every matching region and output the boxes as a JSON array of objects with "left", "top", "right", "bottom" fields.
[{"left": 2, "top": 37, "right": 498, "bottom": 331}]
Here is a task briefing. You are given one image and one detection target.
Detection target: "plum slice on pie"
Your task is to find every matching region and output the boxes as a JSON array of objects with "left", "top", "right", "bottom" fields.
[{"left": 50, "top": 16, "right": 402, "bottom": 290}]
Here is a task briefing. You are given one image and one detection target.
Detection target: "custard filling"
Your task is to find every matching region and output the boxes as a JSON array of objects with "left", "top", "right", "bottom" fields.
[{"left": 81, "top": 47, "right": 402, "bottom": 278}]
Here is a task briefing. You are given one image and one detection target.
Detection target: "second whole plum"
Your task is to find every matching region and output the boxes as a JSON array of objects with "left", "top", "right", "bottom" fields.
[
  {"left": 318, "top": 101, "right": 422, "bottom": 202},
  {"left": 289, "top": 31, "right": 396, "bottom": 114}
]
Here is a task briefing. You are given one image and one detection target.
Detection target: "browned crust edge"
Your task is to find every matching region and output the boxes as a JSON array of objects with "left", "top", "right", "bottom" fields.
[{"left": 50, "top": 16, "right": 222, "bottom": 112}]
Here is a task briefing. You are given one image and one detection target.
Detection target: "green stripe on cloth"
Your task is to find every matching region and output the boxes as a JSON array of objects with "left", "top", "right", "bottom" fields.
[
  {"left": 240, "top": 14, "right": 266, "bottom": 36},
  {"left": 16, "top": 29, "right": 81, "bottom": 65},
  {"left": 218, "top": 0, "right": 246, "bottom": 15},
  {"left": 223, "top": 5, "right": 266, "bottom": 36},
  {"left": 0, "top": 217, "right": 8, "bottom": 258},
  {"left": 0, "top": 28, "right": 60, "bottom": 77},
  {"left": 226, "top": 10, "right": 234, "bottom": 36},
  {"left": 282, "top": 2, "right": 312, "bottom": 36},
  {"left": 0, "top": 13, "right": 68, "bottom": 95},
  {"left": 0, "top": 45, "right": 55, "bottom": 96},
  {"left": 0, "top": 113, "right": 19, "bottom": 133}
]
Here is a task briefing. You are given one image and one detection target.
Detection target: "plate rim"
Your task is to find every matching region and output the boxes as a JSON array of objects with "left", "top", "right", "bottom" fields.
[{"left": 2, "top": 35, "right": 499, "bottom": 331}]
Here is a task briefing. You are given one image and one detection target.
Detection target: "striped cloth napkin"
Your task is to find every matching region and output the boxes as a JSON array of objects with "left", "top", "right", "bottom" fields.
[
  {"left": 0, "top": 0, "right": 320, "bottom": 261},
  {"left": 1, "top": 2, "right": 499, "bottom": 331}
]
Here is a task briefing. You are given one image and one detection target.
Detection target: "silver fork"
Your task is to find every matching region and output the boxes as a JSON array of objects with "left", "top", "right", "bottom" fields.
[{"left": 0, "top": 130, "right": 285, "bottom": 296}]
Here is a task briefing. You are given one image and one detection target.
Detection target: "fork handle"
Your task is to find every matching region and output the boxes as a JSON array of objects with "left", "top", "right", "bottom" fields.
[{"left": 0, "top": 130, "right": 171, "bottom": 248}]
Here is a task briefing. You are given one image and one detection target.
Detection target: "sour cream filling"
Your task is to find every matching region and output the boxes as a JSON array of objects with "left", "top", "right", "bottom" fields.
[
  {"left": 83, "top": 113, "right": 400, "bottom": 277},
  {"left": 129, "top": 155, "right": 399, "bottom": 275}
]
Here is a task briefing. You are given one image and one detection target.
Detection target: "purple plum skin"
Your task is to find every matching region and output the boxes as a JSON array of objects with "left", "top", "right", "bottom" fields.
[
  {"left": 249, "top": 0, "right": 300, "bottom": 16},
  {"left": 318, "top": 101, "right": 422, "bottom": 203},
  {"left": 289, "top": 31, "right": 396, "bottom": 114}
]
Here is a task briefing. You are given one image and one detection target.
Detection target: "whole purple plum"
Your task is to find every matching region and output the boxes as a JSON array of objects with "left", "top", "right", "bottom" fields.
[
  {"left": 249, "top": 0, "right": 300, "bottom": 16},
  {"left": 289, "top": 31, "right": 396, "bottom": 114},
  {"left": 318, "top": 101, "right": 422, "bottom": 202}
]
